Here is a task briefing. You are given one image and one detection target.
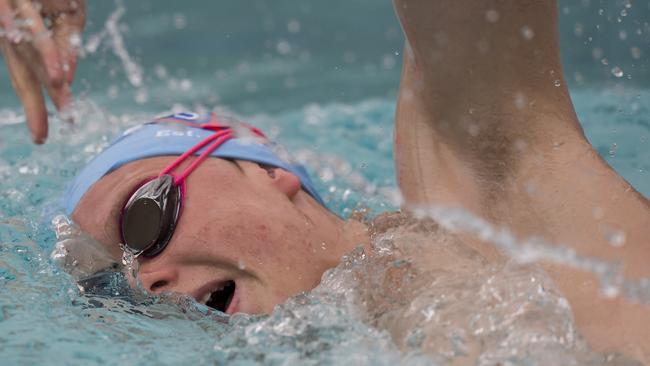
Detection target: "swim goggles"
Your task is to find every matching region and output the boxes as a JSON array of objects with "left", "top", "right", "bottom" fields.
[{"left": 119, "top": 120, "right": 266, "bottom": 258}]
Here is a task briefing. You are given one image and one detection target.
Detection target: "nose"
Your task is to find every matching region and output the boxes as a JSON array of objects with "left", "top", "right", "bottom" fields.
[{"left": 138, "top": 265, "right": 179, "bottom": 294}]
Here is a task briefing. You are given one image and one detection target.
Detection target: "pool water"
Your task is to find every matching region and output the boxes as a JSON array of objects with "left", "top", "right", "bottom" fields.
[{"left": 1, "top": 1, "right": 649, "bottom": 365}]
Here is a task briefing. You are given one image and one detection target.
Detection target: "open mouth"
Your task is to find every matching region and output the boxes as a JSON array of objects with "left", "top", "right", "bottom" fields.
[{"left": 202, "top": 280, "right": 236, "bottom": 313}]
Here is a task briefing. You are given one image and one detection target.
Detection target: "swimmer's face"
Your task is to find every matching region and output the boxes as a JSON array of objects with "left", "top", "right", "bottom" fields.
[{"left": 73, "top": 157, "right": 367, "bottom": 314}]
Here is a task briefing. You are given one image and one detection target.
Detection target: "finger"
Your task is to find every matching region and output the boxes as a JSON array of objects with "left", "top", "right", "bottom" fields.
[
  {"left": 1, "top": 39, "right": 48, "bottom": 143},
  {"left": 44, "top": 75, "right": 72, "bottom": 111},
  {"left": 14, "top": 0, "right": 65, "bottom": 88},
  {"left": 52, "top": 17, "right": 84, "bottom": 85},
  {"left": 13, "top": 41, "right": 71, "bottom": 112},
  {"left": 0, "top": 0, "right": 14, "bottom": 30}
]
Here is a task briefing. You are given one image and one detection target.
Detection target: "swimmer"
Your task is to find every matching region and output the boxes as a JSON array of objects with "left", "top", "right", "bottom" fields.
[{"left": 2, "top": 0, "right": 649, "bottom": 362}]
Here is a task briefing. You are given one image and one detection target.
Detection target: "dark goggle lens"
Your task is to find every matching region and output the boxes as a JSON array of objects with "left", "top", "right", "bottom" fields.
[{"left": 121, "top": 175, "right": 181, "bottom": 257}]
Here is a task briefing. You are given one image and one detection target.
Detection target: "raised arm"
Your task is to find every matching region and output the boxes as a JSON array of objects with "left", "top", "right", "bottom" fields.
[
  {"left": 392, "top": 0, "right": 650, "bottom": 361},
  {"left": 0, "top": 0, "right": 85, "bottom": 143}
]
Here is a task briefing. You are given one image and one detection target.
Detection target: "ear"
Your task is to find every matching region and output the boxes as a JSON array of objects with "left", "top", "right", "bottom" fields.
[{"left": 261, "top": 165, "right": 302, "bottom": 200}]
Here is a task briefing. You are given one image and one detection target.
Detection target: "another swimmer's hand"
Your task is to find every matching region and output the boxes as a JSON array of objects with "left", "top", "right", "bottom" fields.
[{"left": 0, "top": 0, "right": 86, "bottom": 144}]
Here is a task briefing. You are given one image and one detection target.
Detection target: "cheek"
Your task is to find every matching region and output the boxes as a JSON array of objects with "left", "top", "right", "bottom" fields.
[{"left": 193, "top": 209, "right": 284, "bottom": 262}]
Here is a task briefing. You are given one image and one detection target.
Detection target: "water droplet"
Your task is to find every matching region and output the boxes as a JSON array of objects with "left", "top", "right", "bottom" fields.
[
  {"left": 608, "top": 142, "right": 618, "bottom": 157},
  {"left": 107, "top": 85, "right": 119, "bottom": 99},
  {"left": 245, "top": 81, "right": 258, "bottom": 93},
  {"left": 554, "top": 79, "right": 561, "bottom": 87},
  {"left": 135, "top": 89, "right": 148, "bottom": 104},
  {"left": 573, "top": 23, "right": 584, "bottom": 37},
  {"left": 173, "top": 13, "right": 187, "bottom": 29},
  {"left": 276, "top": 40, "right": 291, "bottom": 55},
  {"left": 382, "top": 54, "right": 397, "bottom": 69},
  {"left": 525, "top": 182, "right": 537, "bottom": 194},
  {"left": 630, "top": 47, "right": 642, "bottom": 59},
  {"left": 392, "top": 259, "right": 409, "bottom": 268},
  {"left": 287, "top": 19, "right": 301, "bottom": 34},
  {"left": 514, "top": 93, "right": 527, "bottom": 109},
  {"left": 592, "top": 47, "right": 603, "bottom": 59},
  {"left": 620, "top": 8, "right": 627, "bottom": 17},
  {"left": 154, "top": 64, "right": 168, "bottom": 79},
  {"left": 602, "top": 284, "right": 620, "bottom": 298},
  {"left": 611, "top": 66, "right": 624, "bottom": 78},
  {"left": 521, "top": 26, "right": 535, "bottom": 40},
  {"left": 476, "top": 39, "right": 490, "bottom": 54},
  {"left": 574, "top": 72, "right": 585, "bottom": 84},
  {"left": 604, "top": 227, "right": 626, "bottom": 247},
  {"left": 179, "top": 78, "right": 192, "bottom": 91},
  {"left": 485, "top": 9, "right": 500, "bottom": 23},
  {"left": 592, "top": 207, "right": 605, "bottom": 220},
  {"left": 468, "top": 124, "right": 480, "bottom": 137}
]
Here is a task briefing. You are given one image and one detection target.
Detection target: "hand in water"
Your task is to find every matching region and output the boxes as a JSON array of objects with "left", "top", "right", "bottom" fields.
[{"left": 0, "top": 0, "right": 85, "bottom": 144}]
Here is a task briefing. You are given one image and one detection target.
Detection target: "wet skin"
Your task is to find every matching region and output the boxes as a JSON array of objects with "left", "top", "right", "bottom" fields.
[{"left": 72, "top": 156, "right": 369, "bottom": 314}]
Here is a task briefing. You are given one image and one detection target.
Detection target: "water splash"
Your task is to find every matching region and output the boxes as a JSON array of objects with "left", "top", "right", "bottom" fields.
[
  {"left": 79, "top": 3, "right": 144, "bottom": 88},
  {"left": 410, "top": 204, "right": 650, "bottom": 306}
]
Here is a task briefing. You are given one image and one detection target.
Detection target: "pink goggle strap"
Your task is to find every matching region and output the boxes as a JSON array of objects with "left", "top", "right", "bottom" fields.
[
  {"left": 158, "top": 120, "right": 268, "bottom": 186},
  {"left": 159, "top": 129, "right": 233, "bottom": 186}
]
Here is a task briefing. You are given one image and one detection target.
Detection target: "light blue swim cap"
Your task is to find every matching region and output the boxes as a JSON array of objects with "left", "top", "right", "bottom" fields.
[{"left": 63, "top": 112, "right": 326, "bottom": 214}]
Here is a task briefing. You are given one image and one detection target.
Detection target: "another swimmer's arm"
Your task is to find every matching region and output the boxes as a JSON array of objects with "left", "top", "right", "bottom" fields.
[{"left": 0, "top": 0, "right": 85, "bottom": 144}]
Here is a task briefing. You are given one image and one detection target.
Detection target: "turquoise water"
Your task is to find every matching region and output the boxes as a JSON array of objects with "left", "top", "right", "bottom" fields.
[{"left": 1, "top": 1, "right": 649, "bottom": 365}]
